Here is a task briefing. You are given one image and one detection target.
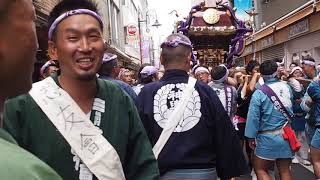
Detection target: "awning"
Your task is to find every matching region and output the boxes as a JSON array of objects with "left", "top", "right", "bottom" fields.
[
  {"left": 252, "top": 0, "right": 319, "bottom": 42},
  {"left": 105, "top": 44, "right": 132, "bottom": 63},
  {"left": 105, "top": 44, "right": 141, "bottom": 71}
]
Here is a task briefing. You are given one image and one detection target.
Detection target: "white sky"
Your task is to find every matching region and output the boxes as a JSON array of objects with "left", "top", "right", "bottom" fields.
[
  {"left": 146, "top": 0, "right": 191, "bottom": 67},
  {"left": 147, "top": 0, "right": 191, "bottom": 42}
]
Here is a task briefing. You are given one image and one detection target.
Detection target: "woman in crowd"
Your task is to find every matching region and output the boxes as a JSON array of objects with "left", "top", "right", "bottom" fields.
[
  {"left": 233, "top": 60, "right": 261, "bottom": 170},
  {"left": 289, "top": 67, "right": 311, "bottom": 166}
]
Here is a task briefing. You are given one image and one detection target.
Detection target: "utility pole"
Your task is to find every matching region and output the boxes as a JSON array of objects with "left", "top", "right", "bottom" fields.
[{"left": 138, "top": 15, "right": 144, "bottom": 65}]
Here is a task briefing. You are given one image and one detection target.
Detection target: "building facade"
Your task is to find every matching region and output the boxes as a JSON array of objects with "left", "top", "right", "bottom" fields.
[
  {"left": 122, "top": 0, "right": 148, "bottom": 69},
  {"left": 240, "top": 0, "right": 320, "bottom": 67},
  {"left": 32, "top": 0, "right": 146, "bottom": 77},
  {"left": 254, "top": 0, "right": 309, "bottom": 30}
]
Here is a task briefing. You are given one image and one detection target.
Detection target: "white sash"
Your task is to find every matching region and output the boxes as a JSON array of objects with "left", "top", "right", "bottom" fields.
[
  {"left": 29, "top": 77, "right": 126, "bottom": 180},
  {"left": 153, "top": 77, "right": 197, "bottom": 158}
]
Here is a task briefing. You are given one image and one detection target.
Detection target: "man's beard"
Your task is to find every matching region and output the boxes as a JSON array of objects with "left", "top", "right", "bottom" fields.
[{"left": 77, "top": 73, "right": 97, "bottom": 81}]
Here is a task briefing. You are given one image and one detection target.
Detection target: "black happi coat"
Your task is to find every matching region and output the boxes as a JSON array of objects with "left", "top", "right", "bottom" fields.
[{"left": 136, "top": 69, "right": 248, "bottom": 179}]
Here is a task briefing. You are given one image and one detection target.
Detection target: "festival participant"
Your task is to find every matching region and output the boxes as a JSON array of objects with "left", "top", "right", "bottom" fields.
[
  {"left": 98, "top": 52, "right": 137, "bottom": 101},
  {"left": 0, "top": 0, "right": 62, "bottom": 179},
  {"left": 289, "top": 67, "right": 311, "bottom": 165},
  {"left": 303, "top": 57, "right": 320, "bottom": 177},
  {"left": 156, "top": 69, "right": 165, "bottom": 80},
  {"left": 136, "top": 33, "right": 248, "bottom": 180},
  {"left": 245, "top": 60, "right": 296, "bottom": 180},
  {"left": 3, "top": 0, "right": 159, "bottom": 179},
  {"left": 233, "top": 60, "right": 260, "bottom": 145},
  {"left": 119, "top": 68, "right": 133, "bottom": 85},
  {"left": 133, "top": 65, "right": 158, "bottom": 95},
  {"left": 302, "top": 57, "right": 317, "bottom": 80},
  {"left": 233, "top": 60, "right": 261, "bottom": 179},
  {"left": 208, "top": 64, "right": 237, "bottom": 120},
  {"left": 289, "top": 62, "right": 299, "bottom": 70},
  {"left": 194, "top": 65, "right": 210, "bottom": 83},
  {"left": 40, "top": 60, "right": 59, "bottom": 79},
  {"left": 307, "top": 78, "right": 320, "bottom": 178},
  {"left": 300, "top": 57, "right": 318, "bottom": 152}
]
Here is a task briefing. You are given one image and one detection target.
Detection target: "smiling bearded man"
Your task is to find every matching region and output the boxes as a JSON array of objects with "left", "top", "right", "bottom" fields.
[{"left": 3, "top": 0, "right": 159, "bottom": 180}]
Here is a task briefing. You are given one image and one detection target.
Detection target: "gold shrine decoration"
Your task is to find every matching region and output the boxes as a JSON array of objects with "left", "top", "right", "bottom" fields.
[
  {"left": 203, "top": 8, "right": 220, "bottom": 25},
  {"left": 197, "top": 48, "right": 225, "bottom": 68}
]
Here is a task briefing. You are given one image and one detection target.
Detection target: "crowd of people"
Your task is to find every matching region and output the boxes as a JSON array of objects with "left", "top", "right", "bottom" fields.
[
  {"left": 190, "top": 55, "right": 320, "bottom": 180},
  {"left": 2, "top": 0, "right": 320, "bottom": 180}
]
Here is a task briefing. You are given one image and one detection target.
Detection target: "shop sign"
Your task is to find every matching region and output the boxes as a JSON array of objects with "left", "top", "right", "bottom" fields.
[
  {"left": 127, "top": 24, "right": 138, "bottom": 36},
  {"left": 261, "top": 35, "right": 274, "bottom": 49},
  {"left": 289, "top": 19, "right": 309, "bottom": 38},
  {"left": 126, "top": 24, "right": 139, "bottom": 45}
]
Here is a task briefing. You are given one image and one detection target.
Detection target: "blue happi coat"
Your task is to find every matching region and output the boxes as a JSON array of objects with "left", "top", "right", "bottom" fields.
[
  {"left": 136, "top": 69, "right": 248, "bottom": 179},
  {"left": 99, "top": 75, "right": 137, "bottom": 101},
  {"left": 307, "top": 80, "right": 320, "bottom": 149},
  {"left": 245, "top": 78, "right": 294, "bottom": 159},
  {"left": 307, "top": 80, "right": 320, "bottom": 126}
]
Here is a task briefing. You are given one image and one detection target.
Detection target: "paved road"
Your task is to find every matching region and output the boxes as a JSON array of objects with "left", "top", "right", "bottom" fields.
[{"left": 237, "top": 163, "right": 314, "bottom": 180}]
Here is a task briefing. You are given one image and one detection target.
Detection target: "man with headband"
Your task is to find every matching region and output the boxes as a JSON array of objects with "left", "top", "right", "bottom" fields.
[
  {"left": 40, "top": 60, "right": 59, "bottom": 79},
  {"left": 209, "top": 65, "right": 237, "bottom": 122},
  {"left": 193, "top": 65, "right": 210, "bottom": 83},
  {"left": 3, "top": 0, "right": 159, "bottom": 179},
  {"left": 98, "top": 52, "right": 137, "bottom": 101},
  {"left": 302, "top": 57, "right": 317, "bottom": 80},
  {"left": 306, "top": 73, "right": 320, "bottom": 178},
  {"left": 136, "top": 33, "right": 247, "bottom": 179},
  {"left": 133, "top": 65, "right": 158, "bottom": 95},
  {"left": 245, "top": 60, "right": 295, "bottom": 179},
  {"left": 300, "top": 57, "right": 318, "bottom": 158},
  {"left": 0, "top": 0, "right": 62, "bottom": 179}
]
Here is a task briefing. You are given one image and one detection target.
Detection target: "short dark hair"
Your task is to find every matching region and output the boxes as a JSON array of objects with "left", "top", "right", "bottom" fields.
[
  {"left": 290, "top": 62, "right": 298, "bottom": 67},
  {"left": 48, "top": 0, "right": 101, "bottom": 41},
  {"left": 137, "top": 63, "right": 151, "bottom": 80},
  {"left": 211, "top": 66, "right": 227, "bottom": 80},
  {"left": 161, "top": 33, "right": 192, "bottom": 66},
  {"left": 245, "top": 60, "right": 260, "bottom": 75},
  {"left": 98, "top": 59, "right": 117, "bottom": 76},
  {"left": 140, "top": 74, "right": 156, "bottom": 84},
  {"left": 302, "top": 56, "right": 315, "bottom": 62},
  {"left": 260, "top": 60, "right": 278, "bottom": 75},
  {"left": 274, "top": 58, "right": 283, "bottom": 63}
]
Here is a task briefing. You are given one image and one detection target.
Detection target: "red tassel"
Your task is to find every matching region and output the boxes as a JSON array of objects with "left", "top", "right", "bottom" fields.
[{"left": 282, "top": 126, "right": 301, "bottom": 152}]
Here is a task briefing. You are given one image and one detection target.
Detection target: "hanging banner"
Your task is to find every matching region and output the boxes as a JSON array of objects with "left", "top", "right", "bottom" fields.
[{"left": 142, "top": 39, "right": 150, "bottom": 61}]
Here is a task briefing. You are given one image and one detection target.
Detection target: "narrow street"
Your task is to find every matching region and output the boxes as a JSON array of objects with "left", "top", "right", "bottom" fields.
[{"left": 238, "top": 163, "right": 315, "bottom": 179}]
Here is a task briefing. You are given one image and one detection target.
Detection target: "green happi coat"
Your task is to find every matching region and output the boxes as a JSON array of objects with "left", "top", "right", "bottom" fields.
[
  {"left": 3, "top": 75, "right": 160, "bottom": 180},
  {"left": 0, "top": 128, "right": 62, "bottom": 180}
]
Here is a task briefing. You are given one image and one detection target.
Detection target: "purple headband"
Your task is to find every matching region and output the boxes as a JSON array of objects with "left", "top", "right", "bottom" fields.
[
  {"left": 195, "top": 67, "right": 209, "bottom": 75},
  {"left": 40, "top": 60, "right": 57, "bottom": 76},
  {"left": 48, "top": 9, "right": 103, "bottom": 40},
  {"left": 160, "top": 38, "right": 193, "bottom": 49},
  {"left": 302, "top": 60, "right": 316, "bottom": 67}
]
